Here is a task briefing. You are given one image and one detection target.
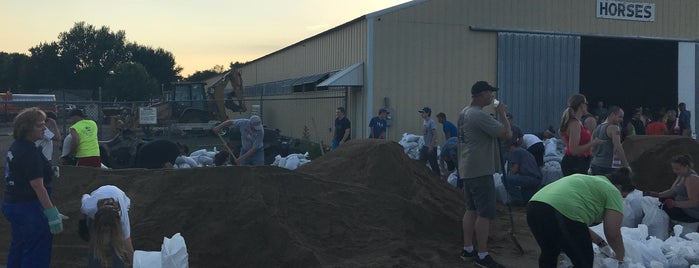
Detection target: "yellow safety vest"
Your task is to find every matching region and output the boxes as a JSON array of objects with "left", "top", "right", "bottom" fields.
[{"left": 71, "top": 120, "right": 100, "bottom": 158}]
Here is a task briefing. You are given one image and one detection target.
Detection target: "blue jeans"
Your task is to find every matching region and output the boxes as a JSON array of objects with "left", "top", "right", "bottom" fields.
[
  {"left": 504, "top": 174, "right": 541, "bottom": 204},
  {"left": 2, "top": 200, "right": 53, "bottom": 268},
  {"left": 332, "top": 139, "right": 340, "bottom": 149},
  {"left": 240, "top": 148, "right": 265, "bottom": 166}
]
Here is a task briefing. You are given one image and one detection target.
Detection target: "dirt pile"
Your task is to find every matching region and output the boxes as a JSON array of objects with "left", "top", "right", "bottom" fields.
[
  {"left": 623, "top": 135, "right": 699, "bottom": 191},
  {"left": 2, "top": 139, "right": 518, "bottom": 267}
]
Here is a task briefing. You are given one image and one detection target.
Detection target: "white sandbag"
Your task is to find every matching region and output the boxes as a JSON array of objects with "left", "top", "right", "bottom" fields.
[
  {"left": 189, "top": 149, "right": 207, "bottom": 157},
  {"left": 493, "top": 173, "right": 509, "bottom": 204},
  {"left": 447, "top": 171, "right": 459, "bottom": 188},
  {"left": 197, "top": 155, "right": 213, "bottom": 166},
  {"left": 641, "top": 196, "right": 669, "bottom": 240},
  {"left": 181, "top": 157, "right": 198, "bottom": 168},
  {"left": 284, "top": 155, "right": 300, "bottom": 170},
  {"left": 622, "top": 190, "right": 645, "bottom": 228},
  {"left": 133, "top": 250, "right": 161, "bottom": 268},
  {"left": 161, "top": 233, "right": 189, "bottom": 268},
  {"left": 175, "top": 156, "right": 187, "bottom": 165},
  {"left": 177, "top": 163, "right": 191, "bottom": 169},
  {"left": 541, "top": 161, "right": 563, "bottom": 186},
  {"left": 204, "top": 151, "right": 217, "bottom": 158}
]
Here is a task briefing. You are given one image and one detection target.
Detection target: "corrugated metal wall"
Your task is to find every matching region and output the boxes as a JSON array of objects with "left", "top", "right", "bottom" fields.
[
  {"left": 497, "top": 33, "right": 581, "bottom": 134},
  {"left": 371, "top": 0, "right": 497, "bottom": 142},
  {"left": 239, "top": 21, "right": 367, "bottom": 140},
  {"left": 241, "top": 21, "right": 367, "bottom": 85}
]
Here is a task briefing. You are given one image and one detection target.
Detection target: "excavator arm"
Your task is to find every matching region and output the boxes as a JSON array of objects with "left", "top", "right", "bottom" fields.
[{"left": 211, "top": 68, "right": 246, "bottom": 121}]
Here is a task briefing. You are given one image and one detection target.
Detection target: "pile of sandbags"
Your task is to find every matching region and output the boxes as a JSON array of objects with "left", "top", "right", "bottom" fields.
[
  {"left": 398, "top": 133, "right": 424, "bottom": 160},
  {"left": 173, "top": 148, "right": 218, "bottom": 168},
  {"left": 541, "top": 138, "right": 565, "bottom": 185},
  {"left": 271, "top": 153, "right": 311, "bottom": 170}
]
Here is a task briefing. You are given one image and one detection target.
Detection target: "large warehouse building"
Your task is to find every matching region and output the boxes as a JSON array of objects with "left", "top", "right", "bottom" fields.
[{"left": 239, "top": 0, "right": 699, "bottom": 145}]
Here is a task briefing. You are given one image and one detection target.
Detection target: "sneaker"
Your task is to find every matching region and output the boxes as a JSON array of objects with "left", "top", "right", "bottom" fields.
[
  {"left": 460, "top": 249, "right": 476, "bottom": 261},
  {"left": 475, "top": 255, "right": 505, "bottom": 268}
]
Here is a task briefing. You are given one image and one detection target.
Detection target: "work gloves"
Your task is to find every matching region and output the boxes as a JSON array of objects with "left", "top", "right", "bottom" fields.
[{"left": 43, "top": 206, "right": 64, "bottom": 234}]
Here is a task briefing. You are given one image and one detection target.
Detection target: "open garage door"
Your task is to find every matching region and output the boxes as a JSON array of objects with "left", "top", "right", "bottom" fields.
[{"left": 497, "top": 32, "right": 581, "bottom": 134}]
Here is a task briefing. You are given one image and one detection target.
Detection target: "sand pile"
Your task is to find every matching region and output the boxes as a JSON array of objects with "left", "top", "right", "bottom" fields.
[
  {"left": 1, "top": 139, "right": 491, "bottom": 267},
  {"left": 623, "top": 135, "right": 699, "bottom": 191}
]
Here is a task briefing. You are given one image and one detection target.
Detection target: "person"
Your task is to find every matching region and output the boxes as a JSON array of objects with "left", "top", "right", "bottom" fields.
[
  {"left": 679, "top": 102, "right": 692, "bottom": 137},
  {"left": 419, "top": 107, "right": 440, "bottom": 176},
  {"left": 2, "top": 107, "right": 64, "bottom": 267},
  {"left": 68, "top": 109, "right": 101, "bottom": 167},
  {"left": 133, "top": 139, "right": 181, "bottom": 169},
  {"left": 458, "top": 81, "right": 511, "bottom": 268},
  {"left": 439, "top": 136, "right": 458, "bottom": 179},
  {"left": 666, "top": 109, "right": 682, "bottom": 135},
  {"left": 214, "top": 151, "right": 231, "bottom": 166},
  {"left": 590, "top": 106, "right": 630, "bottom": 175},
  {"left": 592, "top": 100, "right": 608, "bottom": 122},
  {"left": 527, "top": 168, "right": 634, "bottom": 267},
  {"left": 503, "top": 139, "right": 542, "bottom": 205},
  {"left": 213, "top": 115, "right": 265, "bottom": 166},
  {"left": 521, "top": 133, "right": 545, "bottom": 167},
  {"left": 368, "top": 108, "right": 389, "bottom": 139},
  {"left": 501, "top": 113, "right": 523, "bottom": 153},
  {"left": 645, "top": 155, "right": 699, "bottom": 224},
  {"left": 582, "top": 113, "right": 597, "bottom": 133},
  {"left": 436, "top": 112, "right": 458, "bottom": 140},
  {"left": 625, "top": 107, "right": 646, "bottom": 136},
  {"left": 80, "top": 185, "right": 133, "bottom": 267},
  {"left": 646, "top": 112, "right": 669, "bottom": 135},
  {"left": 558, "top": 94, "right": 601, "bottom": 176},
  {"left": 35, "top": 111, "right": 61, "bottom": 162},
  {"left": 534, "top": 125, "right": 556, "bottom": 140},
  {"left": 331, "top": 107, "right": 351, "bottom": 149}
]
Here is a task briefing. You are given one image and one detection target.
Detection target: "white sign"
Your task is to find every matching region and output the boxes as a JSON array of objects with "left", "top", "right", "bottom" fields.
[
  {"left": 596, "top": 0, "right": 655, "bottom": 22},
  {"left": 139, "top": 107, "right": 158, "bottom": 125}
]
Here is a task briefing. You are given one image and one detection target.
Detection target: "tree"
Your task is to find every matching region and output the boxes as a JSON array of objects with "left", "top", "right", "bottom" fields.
[
  {"left": 0, "top": 52, "right": 31, "bottom": 92},
  {"left": 184, "top": 65, "right": 224, "bottom": 82},
  {"left": 126, "top": 43, "right": 182, "bottom": 87},
  {"left": 27, "top": 42, "right": 71, "bottom": 90},
  {"left": 103, "top": 62, "right": 159, "bottom": 101},
  {"left": 58, "top": 22, "right": 128, "bottom": 90}
]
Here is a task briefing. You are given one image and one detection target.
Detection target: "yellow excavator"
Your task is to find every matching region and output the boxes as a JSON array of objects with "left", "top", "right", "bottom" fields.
[
  {"left": 109, "top": 68, "right": 246, "bottom": 135},
  {"left": 159, "top": 68, "right": 246, "bottom": 124}
]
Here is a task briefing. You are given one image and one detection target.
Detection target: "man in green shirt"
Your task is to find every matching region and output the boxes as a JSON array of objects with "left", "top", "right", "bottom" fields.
[{"left": 68, "top": 109, "right": 101, "bottom": 167}]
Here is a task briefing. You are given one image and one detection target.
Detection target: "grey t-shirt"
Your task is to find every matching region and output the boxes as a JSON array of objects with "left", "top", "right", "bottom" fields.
[
  {"left": 458, "top": 106, "right": 504, "bottom": 179},
  {"left": 232, "top": 119, "right": 264, "bottom": 151},
  {"left": 506, "top": 147, "right": 542, "bottom": 179},
  {"left": 423, "top": 118, "right": 437, "bottom": 147}
]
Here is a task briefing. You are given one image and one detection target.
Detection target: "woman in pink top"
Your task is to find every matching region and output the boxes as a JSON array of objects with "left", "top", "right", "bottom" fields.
[{"left": 558, "top": 94, "right": 602, "bottom": 176}]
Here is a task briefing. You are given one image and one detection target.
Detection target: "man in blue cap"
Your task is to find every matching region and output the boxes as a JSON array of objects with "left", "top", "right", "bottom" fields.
[
  {"left": 369, "top": 108, "right": 389, "bottom": 139},
  {"left": 419, "top": 106, "right": 439, "bottom": 176}
]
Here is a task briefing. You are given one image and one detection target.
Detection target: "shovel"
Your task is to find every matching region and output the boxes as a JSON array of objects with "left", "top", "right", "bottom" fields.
[
  {"left": 498, "top": 140, "right": 525, "bottom": 255},
  {"left": 216, "top": 131, "right": 238, "bottom": 164}
]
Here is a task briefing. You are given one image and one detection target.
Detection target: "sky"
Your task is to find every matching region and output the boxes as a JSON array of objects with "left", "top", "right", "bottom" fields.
[{"left": 1, "top": 0, "right": 410, "bottom": 76}]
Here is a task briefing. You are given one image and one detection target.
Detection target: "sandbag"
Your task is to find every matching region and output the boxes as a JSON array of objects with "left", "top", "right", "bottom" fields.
[
  {"left": 133, "top": 250, "right": 161, "bottom": 268},
  {"left": 162, "top": 233, "right": 189, "bottom": 268},
  {"left": 641, "top": 196, "right": 669, "bottom": 240},
  {"left": 622, "top": 190, "right": 644, "bottom": 228}
]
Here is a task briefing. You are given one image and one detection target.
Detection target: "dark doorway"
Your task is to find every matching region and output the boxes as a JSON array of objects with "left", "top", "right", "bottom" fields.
[{"left": 580, "top": 37, "right": 677, "bottom": 120}]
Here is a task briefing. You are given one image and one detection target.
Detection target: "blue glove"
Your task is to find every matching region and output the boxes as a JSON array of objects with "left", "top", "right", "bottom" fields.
[{"left": 43, "top": 206, "right": 64, "bottom": 234}]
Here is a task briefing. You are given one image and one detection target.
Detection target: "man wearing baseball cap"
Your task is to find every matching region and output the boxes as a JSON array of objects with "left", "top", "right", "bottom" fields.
[
  {"left": 369, "top": 108, "right": 389, "bottom": 139},
  {"left": 213, "top": 115, "right": 265, "bottom": 165},
  {"left": 419, "top": 106, "right": 439, "bottom": 176},
  {"left": 458, "top": 81, "right": 511, "bottom": 268}
]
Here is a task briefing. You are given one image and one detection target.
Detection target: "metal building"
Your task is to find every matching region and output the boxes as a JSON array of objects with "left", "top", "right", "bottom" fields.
[{"left": 240, "top": 0, "right": 699, "bottom": 144}]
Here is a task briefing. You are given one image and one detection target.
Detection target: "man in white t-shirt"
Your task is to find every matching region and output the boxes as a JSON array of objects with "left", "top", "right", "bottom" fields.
[{"left": 521, "top": 134, "right": 545, "bottom": 167}]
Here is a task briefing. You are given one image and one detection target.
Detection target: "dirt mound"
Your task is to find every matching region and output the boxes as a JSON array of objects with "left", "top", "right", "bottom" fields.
[
  {"left": 0, "top": 139, "right": 539, "bottom": 267},
  {"left": 623, "top": 135, "right": 699, "bottom": 191}
]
